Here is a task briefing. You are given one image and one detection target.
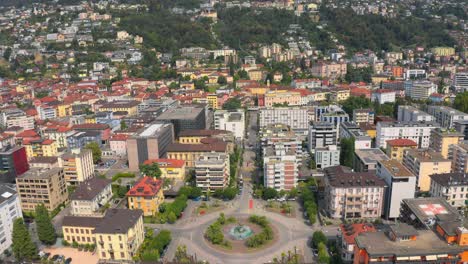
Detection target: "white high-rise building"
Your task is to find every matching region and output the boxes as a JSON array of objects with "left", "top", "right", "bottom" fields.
[
  {"left": 263, "top": 147, "right": 298, "bottom": 191},
  {"left": 404, "top": 80, "right": 437, "bottom": 100},
  {"left": 259, "top": 107, "right": 314, "bottom": 137},
  {"left": 214, "top": 109, "right": 245, "bottom": 140},
  {"left": 376, "top": 121, "right": 439, "bottom": 149},
  {"left": 0, "top": 184, "right": 22, "bottom": 253},
  {"left": 454, "top": 72, "right": 468, "bottom": 92}
]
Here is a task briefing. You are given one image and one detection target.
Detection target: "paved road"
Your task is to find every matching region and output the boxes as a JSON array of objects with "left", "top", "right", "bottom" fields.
[{"left": 152, "top": 110, "right": 339, "bottom": 263}]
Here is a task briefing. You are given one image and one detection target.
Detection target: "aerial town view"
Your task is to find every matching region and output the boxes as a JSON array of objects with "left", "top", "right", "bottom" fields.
[{"left": 0, "top": 0, "right": 467, "bottom": 263}]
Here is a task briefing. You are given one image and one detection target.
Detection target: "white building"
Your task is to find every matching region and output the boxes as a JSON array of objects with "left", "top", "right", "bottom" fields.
[
  {"left": 314, "top": 145, "right": 340, "bottom": 169},
  {"left": 214, "top": 109, "right": 245, "bottom": 140},
  {"left": 263, "top": 147, "right": 298, "bottom": 191},
  {"left": 37, "top": 106, "right": 57, "bottom": 120},
  {"left": 404, "top": 69, "right": 426, "bottom": 80},
  {"left": 195, "top": 153, "right": 230, "bottom": 191},
  {"left": 397, "top": 105, "right": 434, "bottom": 122},
  {"left": 430, "top": 172, "right": 468, "bottom": 210},
  {"left": 427, "top": 105, "right": 468, "bottom": 129},
  {"left": 0, "top": 109, "right": 35, "bottom": 130},
  {"left": 323, "top": 166, "right": 386, "bottom": 219},
  {"left": 453, "top": 72, "right": 468, "bottom": 92},
  {"left": 339, "top": 122, "right": 372, "bottom": 149},
  {"left": 376, "top": 121, "right": 439, "bottom": 149},
  {"left": 449, "top": 143, "right": 468, "bottom": 174},
  {"left": 376, "top": 160, "right": 416, "bottom": 219},
  {"left": 58, "top": 148, "right": 94, "bottom": 185},
  {"left": 70, "top": 177, "right": 113, "bottom": 216},
  {"left": 308, "top": 122, "right": 338, "bottom": 152},
  {"left": 404, "top": 80, "right": 437, "bottom": 100},
  {"left": 0, "top": 184, "right": 22, "bottom": 253},
  {"left": 371, "top": 89, "right": 396, "bottom": 104},
  {"left": 259, "top": 107, "right": 314, "bottom": 137}
]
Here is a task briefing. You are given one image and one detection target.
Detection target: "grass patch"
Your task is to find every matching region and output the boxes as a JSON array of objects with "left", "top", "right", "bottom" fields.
[{"left": 111, "top": 172, "right": 135, "bottom": 182}]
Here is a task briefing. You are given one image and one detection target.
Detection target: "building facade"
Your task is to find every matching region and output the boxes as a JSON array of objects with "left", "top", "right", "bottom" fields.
[
  {"left": 259, "top": 107, "right": 314, "bottom": 137},
  {"left": 195, "top": 153, "right": 230, "bottom": 191},
  {"left": 58, "top": 148, "right": 94, "bottom": 185},
  {"left": 0, "top": 184, "right": 22, "bottom": 253},
  {"left": 376, "top": 121, "right": 439, "bottom": 149},
  {"left": 214, "top": 109, "right": 245, "bottom": 140},
  {"left": 71, "top": 177, "right": 113, "bottom": 216},
  {"left": 430, "top": 173, "right": 468, "bottom": 210},
  {"left": 127, "top": 176, "right": 164, "bottom": 216}
]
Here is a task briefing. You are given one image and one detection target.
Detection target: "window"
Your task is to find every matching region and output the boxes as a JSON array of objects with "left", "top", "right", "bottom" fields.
[
  {"left": 119, "top": 235, "right": 122, "bottom": 241},
  {"left": 120, "top": 243, "right": 123, "bottom": 249},
  {"left": 120, "top": 252, "right": 125, "bottom": 258},
  {"left": 65, "top": 228, "right": 69, "bottom": 232},
  {"left": 102, "top": 252, "right": 106, "bottom": 258}
]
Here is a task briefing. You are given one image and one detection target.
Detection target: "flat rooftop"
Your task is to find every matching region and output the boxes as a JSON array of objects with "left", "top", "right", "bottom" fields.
[
  {"left": 355, "top": 229, "right": 465, "bottom": 258},
  {"left": 402, "top": 197, "right": 460, "bottom": 224},
  {"left": 18, "top": 167, "right": 63, "bottom": 180},
  {"left": 157, "top": 106, "right": 204, "bottom": 120},
  {"left": 405, "top": 149, "right": 449, "bottom": 162},
  {"left": 430, "top": 173, "right": 468, "bottom": 187},
  {"left": 378, "top": 160, "right": 415, "bottom": 178},
  {"left": 355, "top": 148, "right": 389, "bottom": 165}
]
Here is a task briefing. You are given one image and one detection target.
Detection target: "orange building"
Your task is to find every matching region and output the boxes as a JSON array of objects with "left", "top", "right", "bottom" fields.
[{"left": 126, "top": 176, "right": 164, "bottom": 216}]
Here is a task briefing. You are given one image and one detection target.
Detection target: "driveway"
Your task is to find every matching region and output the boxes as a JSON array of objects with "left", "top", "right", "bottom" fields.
[{"left": 44, "top": 247, "right": 99, "bottom": 264}]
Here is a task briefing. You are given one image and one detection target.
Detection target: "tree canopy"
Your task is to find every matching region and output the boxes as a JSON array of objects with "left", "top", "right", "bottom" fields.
[
  {"left": 454, "top": 92, "right": 468, "bottom": 114},
  {"left": 85, "top": 142, "right": 102, "bottom": 164},
  {"left": 35, "top": 204, "right": 56, "bottom": 245},
  {"left": 139, "top": 162, "right": 162, "bottom": 178},
  {"left": 222, "top": 97, "right": 242, "bottom": 110},
  {"left": 12, "top": 218, "right": 37, "bottom": 261}
]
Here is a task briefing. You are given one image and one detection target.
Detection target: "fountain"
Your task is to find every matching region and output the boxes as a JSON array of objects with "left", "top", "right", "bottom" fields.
[{"left": 229, "top": 224, "right": 254, "bottom": 240}]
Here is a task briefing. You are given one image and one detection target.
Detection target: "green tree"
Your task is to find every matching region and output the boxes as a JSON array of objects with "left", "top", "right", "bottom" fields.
[
  {"left": 341, "top": 96, "right": 372, "bottom": 117},
  {"left": 317, "top": 242, "right": 330, "bottom": 264},
  {"left": 120, "top": 120, "right": 128, "bottom": 130},
  {"left": 167, "top": 211, "right": 177, "bottom": 224},
  {"left": 340, "top": 138, "right": 355, "bottom": 167},
  {"left": 312, "top": 231, "right": 328, "bottom": 248},
  {"left": 85, "top": 142, "right": 101, "bottom": 164},
  {"left": 454, "top": 92, "right": 468, "bottom": 113},
  {"left": 35, "top": 204, "right": 56, "bottom": 245},
  {"left": 222, "top": 98, "right": 242, "bottom": 110},
  {"left": 217, "top": 76, "right": 227, "bottom": 85},
  {"left": 12, "top": 218, "right": 37, "bottom": 261},
  {"left": 262, "top": 187, "right": 278, "bottom": 200},
  {"left": 3, "top": 47, "right": 11, "bottom": 61},
  {"left": 139, "top": 162, "right": 162, "bottom": 178}
]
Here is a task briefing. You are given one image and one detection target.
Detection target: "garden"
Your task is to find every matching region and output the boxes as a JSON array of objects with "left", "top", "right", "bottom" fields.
[{"left": 204, "top": 213, "right": 278, "bottom": 253}]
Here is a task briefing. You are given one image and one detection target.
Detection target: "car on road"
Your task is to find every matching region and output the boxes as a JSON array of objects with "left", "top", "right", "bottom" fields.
[{"left": 65, "top": 257, "right": 72, "bottom": 264}]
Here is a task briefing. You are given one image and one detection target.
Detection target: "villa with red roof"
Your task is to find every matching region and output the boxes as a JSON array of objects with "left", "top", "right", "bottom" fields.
[{"left": 126, "top": 176, "right": 164, "bottom": 216}]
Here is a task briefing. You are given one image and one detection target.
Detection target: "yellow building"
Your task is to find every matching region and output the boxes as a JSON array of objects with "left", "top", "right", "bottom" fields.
[
  {"left": 429, "top": 128, "right": 464, "bottom": 159},
  {"left": 431, "top": 47, "right": 455, "bottom": 56},
  {"left": 264, "top": 90, "right": 301, "bottom": 107},
  {"left": 99, "top": 101, "right": 140, "bottom": 116},
  {"left": 371, "top": 75, "right": 389, "bottom": 85},
  {"left": 126, "top": 177, "right": 164, "bottom": 216},
  {"left": 58, "top": 148, "right": 94, "bottom": 185},
  {"left": 16, "top": 167, "right": 68, "bottom": 212},
  {"left": 144, "top": 159, "right": 186, "bottom": 181},
  {"left": 178, "top": 130, "right": 235, "bottom": 153},
  {"left": 247, "top": 86, "right": 270, "bottom": 95},
  {"left": 402, "top": 149, "right": 452, "bottom": 192},
  {"left": 57, "top": 103, "right": 72, "bottom": 117},
  {"left": 24, "top": 139, "right": 58, "bottom": 159},
  {"left": 311, "top": 91, "right": 329, "bottom": 102},
  {"left": 62, "top": 209, "right": 144, "bottom": 262},
  {"left": 84, "top": 115, "right": 97, "bottom": 124},
  {"left": 385, "top": 139, "right": 418, "bottom": 161},
  {"left": 167, "top": 141, "right": 228, "bottom": 167},
  {"left": 248, "top": 69, "right": 264, "bottom": 81},
  {"left": 43, "top": 127, "right": 73, "bottom": 148},
  {"left": 329, "top": 88, "right": 350, "bottom": 102},
  {"left": 207, "top": 94, "right": 219, "bottom": 109}
]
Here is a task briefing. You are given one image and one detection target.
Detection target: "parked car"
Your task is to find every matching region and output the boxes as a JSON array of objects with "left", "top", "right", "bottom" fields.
[{"left": 65, "top": 257, "right": 72, "bottom": 264}]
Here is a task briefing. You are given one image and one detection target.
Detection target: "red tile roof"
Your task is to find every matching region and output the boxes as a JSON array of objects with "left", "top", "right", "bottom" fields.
[
  {"left": 386, "top": 139, "right": 417, "bottom": 147},
  {"left": 16, "top": 130, "right": 39, "bottom": 138},
  {"left": 144, "top": 159, "right": 185, "bottom": 168},
  {"left": 126, "top": 176, "right": 163, "bottom": 197}
]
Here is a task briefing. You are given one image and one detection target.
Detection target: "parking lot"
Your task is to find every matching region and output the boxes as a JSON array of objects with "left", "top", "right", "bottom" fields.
[{"left": 44, "top": 247, "right": 99, "bottom": 264}]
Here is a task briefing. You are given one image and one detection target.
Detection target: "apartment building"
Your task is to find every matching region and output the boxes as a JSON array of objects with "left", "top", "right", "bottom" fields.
[
  {"left": 263, "top": 90, "right": 302, "bottom": 107},
  {"left": 429, "top": 128, "right": 464, "bottom": 159},
  {"left": 397, "top": 105, "right": 434, "bottom": 122},
  {"left": 339, "top": 122, "right": 372, "bottom": 149},
  {"left": 375, "top": 121, "right": 439, "bottom": 149},
  {"left": 143, "top": 159, "right": 185, "bottom": 182},
  {"left": 127, "top": 123, "right": 175, "bottom": 171},
  {"left": 0, "top": 109, "right": 34, "bottom": 130},
  {"left": 352, "top": 108, "right": 375, "bottom": 125},
  {"left": 354, "top": 148, "right": 390, "bottom": 172},
  {"left": 314, "top": 145, "right": 340, "bottom": 169},
  {"left": 260, "top": 124, "right": 302, "bottom": 157},
  {"left": 43, "top": 126, "right": 74, "bottom": 149},
  {"left": 98, "top": 100, "right": 140, "bottom": 116},
  {"left": 127, "top": 176, "right": 164, "bottom": 216},
  {"left": 339, "top": 223, "right": 376, "bottom": 262},
  {"left": 259, "top": 107, "right": 314, "bottom": 137},
  {"left": 376, "top": 160, "right": 416, "bottom": 219},
  {"left": 308, "top": 122, "right": 338, "bottom": 152},
  {"left": 63, "top": 209, "right": 144, "bottom": 262},
  {"left": 385, "top": 139, "right": 417, "bottom": 161},
  {"left": 71, "top": 177, "right": 112, "bottom": 216},
  {"left": 214, "top": 109, "right": 245, "bottom": 140},
  {"left": 323, "top": 166, "right": 386, "bottom": 219},
  {"left": 454, "top": 120, "right": 468, "bottom": 140},
  {"left": 16, "top": 167, "right": 68, "bottom": 212},
  {"left": 24, "top": 138, "right": 58, "bottom": 159},
  {"left": 402, "top": 149, "right": 452, "bottom": 192},
  {"left": 315, "top": 105, "right": 349, "bottom": 127},
  {"left": 430, "top": 173, "right": 468, "bottom": 210},
  {"left": 427, "top": 105, "right": 468, "bottom": 129},
  {"left": 449, "top": 143, "right": 468, "bottom": 173},
  {"left": 371, "top": 89, "right": 396, "bottom": 104},
  {"left": 195, "top": 153, "right": 230, "bottom": 191},
  {"left": 453, "top": 72, "right": 468, "bottom": 92},
  {"left": 404, "top": 80, "right": 437, "bottom": 100},
  {"left": 0, "top": 184, "right": 22, "bottom": 253},
  {"left": 311, "top": 61, "right": 347, "bottom": 79},
  {"left": 58, "top": 148, "right": 94, "bottom": 185},
  {"left": 263, "top": 147, "right": 298, "bottom": 191}
]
